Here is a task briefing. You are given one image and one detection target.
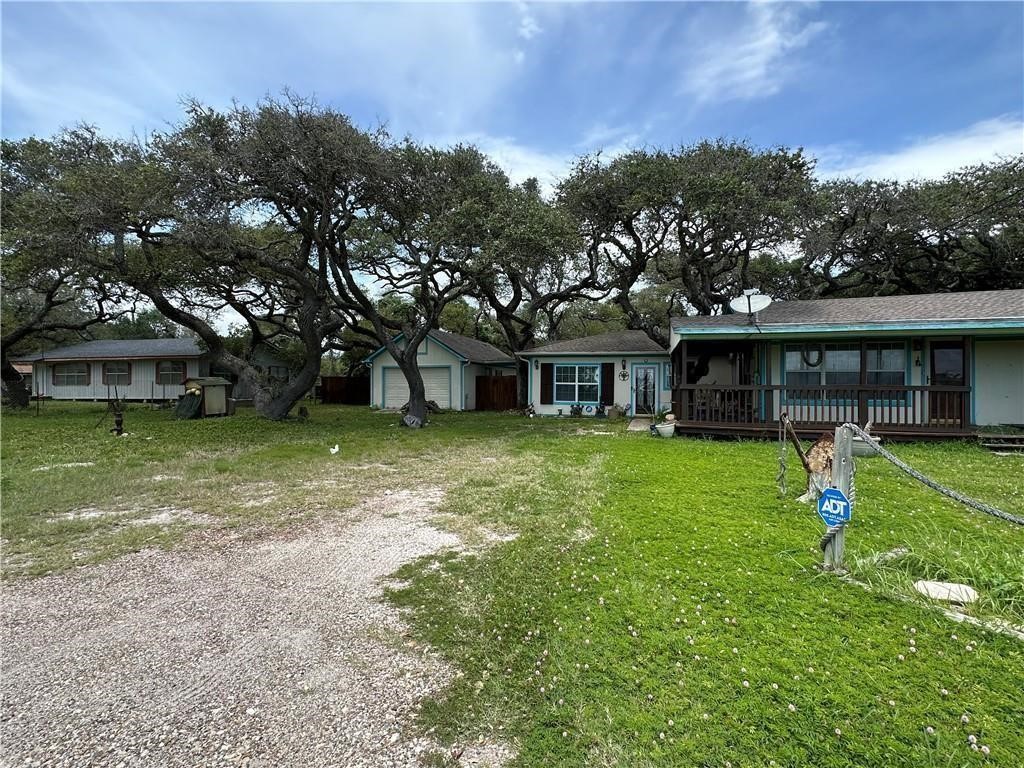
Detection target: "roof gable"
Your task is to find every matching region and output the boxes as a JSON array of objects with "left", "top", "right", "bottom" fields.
[{"left": 365, "top": 330, "right": 514, "bottom": 365}]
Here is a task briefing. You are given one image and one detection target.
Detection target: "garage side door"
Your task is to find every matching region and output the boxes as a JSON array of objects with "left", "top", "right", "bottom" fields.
[{"left": 383, "top": 368, "right": 451, "bottom": 409}]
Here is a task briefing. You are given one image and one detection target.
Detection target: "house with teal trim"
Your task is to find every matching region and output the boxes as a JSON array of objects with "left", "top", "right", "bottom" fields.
[
  {"left": 365, "top": 330, "right": 515, "bottom": 410},
  {"left": 668, "top": 289, "right": 1024, "bottom": 437},
  {"left": 520, "top": 330, "right": 671, "bottom": 417}
]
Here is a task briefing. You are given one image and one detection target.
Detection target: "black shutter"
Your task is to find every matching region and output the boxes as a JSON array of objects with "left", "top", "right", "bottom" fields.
[
  {"left": 600, "top": 362, "right": 615, "bottom": 406},
  {"left": 540, "top": 363, "right": 554, "bottom": 405}
]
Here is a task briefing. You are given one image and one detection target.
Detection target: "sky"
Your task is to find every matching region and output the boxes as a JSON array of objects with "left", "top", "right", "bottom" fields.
[{"left": 3, "top": 1, "right": 1023, "bottom": 191}]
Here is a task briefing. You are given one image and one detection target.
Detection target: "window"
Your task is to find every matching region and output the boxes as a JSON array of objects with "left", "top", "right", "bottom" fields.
[
  {"left": 866, "top": 342, "right": 905, "bottom": 386},
  {"left": 156, "top": 360, "right": 186, "bottom": 385},
  {"left": 824, "top": 344, "right": 860, "bottom": 387},
  {"left": 53, "top": 362, "right": 89, "bottom": 386},
  {"left": 785, "top": 344, "right": 860, "bottom": 388},
  {"left": 785, "top": 342, "right": 907, "bottom": 395},
  {"left": 102, "top": 361, "right": 131, "bottom": 386},
  {"left": 554, "top": 364, "right": 599, "bottom": 403},
  {"left": 785, "top": 346, "right": 823, "bottom": 389}
]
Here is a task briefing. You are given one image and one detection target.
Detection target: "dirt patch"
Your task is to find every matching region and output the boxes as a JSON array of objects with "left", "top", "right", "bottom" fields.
[
  {"left": 128, "top": 507, "right": 215, "bottom": 527},
  {"left": 32, "top": 462, "right": 96, "bottom": 472},
  {"left": 1, "top": 485, "right": 513, "bottom": 767}
]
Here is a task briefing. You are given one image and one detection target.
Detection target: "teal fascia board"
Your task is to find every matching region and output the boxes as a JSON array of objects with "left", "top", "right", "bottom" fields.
[{"left": 672, "top": 319, "right": 1024, "bottom": 339}]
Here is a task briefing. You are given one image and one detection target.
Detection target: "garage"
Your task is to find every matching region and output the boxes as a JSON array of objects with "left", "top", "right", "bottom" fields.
[{"left": 383, "top": 367, "right": 451, "bottom": 409}]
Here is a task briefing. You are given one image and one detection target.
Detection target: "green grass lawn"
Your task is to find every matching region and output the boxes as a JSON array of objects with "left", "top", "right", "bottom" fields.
[{"left": 2, "top": 403, "right": 1022, "bottom": 766}]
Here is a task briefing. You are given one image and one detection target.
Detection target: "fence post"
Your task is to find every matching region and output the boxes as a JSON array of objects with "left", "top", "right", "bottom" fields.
[{"left": 824, "top": 424, "right": 854, "bottom": 569}]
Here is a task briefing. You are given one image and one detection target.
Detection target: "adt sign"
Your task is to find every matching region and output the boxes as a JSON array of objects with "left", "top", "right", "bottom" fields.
[{"left": 818, "top": 488, "right": 852, "bottom": 527}]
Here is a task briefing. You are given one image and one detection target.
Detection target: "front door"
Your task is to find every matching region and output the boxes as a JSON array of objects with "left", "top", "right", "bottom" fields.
[
  {"left": 929, "top": 341, "right": 966, "bottom": 426},
  {"left": 633, "top": 365, "right": 658, "bottom": 416},
  {"left": 930, "top": 341, "right": 964, "bottom": 386}
]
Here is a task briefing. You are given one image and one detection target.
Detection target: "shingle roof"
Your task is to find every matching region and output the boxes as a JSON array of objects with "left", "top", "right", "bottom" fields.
[
  {"left": 525, "top": 330, "right": 668, "bottom": 355},
  {"left": 27, "top": 338, "right": 204, "bottom": 361},
  {"left": 429, "top": 330, "right": 514, "bottom": 364},
  {"left": 671, "top": 289, "right": 1024, "bottom": 333}
]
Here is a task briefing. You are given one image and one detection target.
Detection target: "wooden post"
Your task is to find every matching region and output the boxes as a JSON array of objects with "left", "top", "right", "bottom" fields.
[{"left": 824, "top": 425, "right": 854, "bottom": 569}]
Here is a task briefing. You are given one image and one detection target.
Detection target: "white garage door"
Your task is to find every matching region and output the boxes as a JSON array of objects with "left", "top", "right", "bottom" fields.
[{"left": 383, "top": 367, "right": 451, "bottom": 409}]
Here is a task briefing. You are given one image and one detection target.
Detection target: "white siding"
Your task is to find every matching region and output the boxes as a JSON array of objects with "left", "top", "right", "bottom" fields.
[
  {"left": 32, "top": 358, "right": 204, "bottom": 400},
  {"left": 526, "top": 354, "right": 671, "bottom": 417},
  {"left": 974, "top": 340, "right": 1024, "bottom": 426}
]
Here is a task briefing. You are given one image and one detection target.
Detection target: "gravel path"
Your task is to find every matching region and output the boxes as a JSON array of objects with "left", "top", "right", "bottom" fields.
[{"left": 1, "top": 488, "right": 505, "bottom": 767}]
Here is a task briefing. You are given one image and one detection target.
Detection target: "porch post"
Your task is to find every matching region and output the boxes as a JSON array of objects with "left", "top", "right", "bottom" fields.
[
  {"left": 676, "top": 341, "right": 688, "bottom": 422},
  {"left": 962, "top": 336, "right": 972, "bottom": 428},
  {"left": 763, "top": 342, "right": 773, "bottom": 423},
  {"left": 858, "top": 340, "right": 869, "bottom": 427}
]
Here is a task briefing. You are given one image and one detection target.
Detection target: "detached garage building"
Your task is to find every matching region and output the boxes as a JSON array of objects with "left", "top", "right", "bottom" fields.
[{"left": 365, "top": 330, "right": 515, "bottom": 411}]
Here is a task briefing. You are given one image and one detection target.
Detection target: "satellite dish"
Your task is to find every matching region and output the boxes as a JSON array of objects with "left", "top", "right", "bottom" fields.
[{"left": 729, "top": 291, "right": 773, "bottom": 316}]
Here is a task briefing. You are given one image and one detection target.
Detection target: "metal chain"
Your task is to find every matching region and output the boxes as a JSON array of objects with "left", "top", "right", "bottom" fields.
[{"left": 842, "top": 423, "right": 1024, "bottom": 527}]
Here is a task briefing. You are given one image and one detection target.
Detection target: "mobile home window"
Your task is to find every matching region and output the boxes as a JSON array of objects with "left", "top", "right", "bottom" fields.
[
  {"left": 866, "top": 342, "right": 905, "bottom": 386},
  {"left": 156, "top": 360, "right": 186, "bottom": 385},
  {"left": 102, "top": 361, "right": 131, "bottom": 386},
  {"left": 53, "top": 362, "right": 89, "bottom": 386},
  {"left": 554, "top": 364, "right": 599, "bottom": 403},
  {"left": 785, "top": 344, "right": 860, "bottom": 387}
]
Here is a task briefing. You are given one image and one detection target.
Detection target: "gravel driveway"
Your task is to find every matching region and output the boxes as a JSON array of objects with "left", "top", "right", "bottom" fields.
[{"left": 1, "top": 488, "right": 504, "bottom": 767}]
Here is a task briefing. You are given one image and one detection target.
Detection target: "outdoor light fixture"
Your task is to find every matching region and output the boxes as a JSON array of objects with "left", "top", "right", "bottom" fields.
[
  {"left": 534, "top": 358, "right": 539, "bottom": 370},
  {"left": 621, "top": 359, "right": 627, "bottom": 370}
]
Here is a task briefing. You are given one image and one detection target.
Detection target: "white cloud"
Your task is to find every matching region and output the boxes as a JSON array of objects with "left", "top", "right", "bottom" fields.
[
  {"left": 516, "top": 2, "right": 542, "bottom": 40},
  {"left": 681, "top": 2, "right": 828, "bottom": 104},
  {"left": 433, "top": 132, "right": 572, "bottom": 194},
  {"left": 813, "top": 116, "right": 1024, "bottom": 181}
]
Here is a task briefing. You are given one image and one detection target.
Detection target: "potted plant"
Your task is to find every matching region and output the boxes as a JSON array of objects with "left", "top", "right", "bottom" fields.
[{"left": 653, "top": 407, "right": 675, "bottom": 437}]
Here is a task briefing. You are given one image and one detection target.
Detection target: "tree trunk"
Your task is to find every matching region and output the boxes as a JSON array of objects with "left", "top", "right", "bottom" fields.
[
  {"left": 400, "top": 361, "right": 428, "bottom": 427},
  {"left": 227, "top": 352, "right": 321, "bottom": 421},
  {"left": 1, "top": 356, "right": 31, "bottom": 408}
]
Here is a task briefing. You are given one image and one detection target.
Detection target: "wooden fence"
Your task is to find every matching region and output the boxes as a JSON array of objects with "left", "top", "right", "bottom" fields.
[
  {"left": 319, "top": 375, "right": 370, "bottom": 405},
  {"left": 476, "top": 375, "right": 517, "bottom": 411}
]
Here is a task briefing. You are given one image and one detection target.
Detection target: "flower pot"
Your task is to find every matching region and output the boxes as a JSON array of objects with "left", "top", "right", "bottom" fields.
[
  {"left": 852, "top": 435, "right": 881, "bottom": 456},
  {"left": 654, "top": 422, "right": 675, "bottom": 438}
]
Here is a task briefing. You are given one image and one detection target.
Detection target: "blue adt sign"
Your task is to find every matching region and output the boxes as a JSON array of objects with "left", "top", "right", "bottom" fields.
[{"left": 818, "top": 488, "right": 852, "bottom": 527}]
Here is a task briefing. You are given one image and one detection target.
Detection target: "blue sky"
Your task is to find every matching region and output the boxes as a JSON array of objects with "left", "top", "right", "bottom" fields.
[{"left": 3, "top": 1, "right": 1022, "bottom": 188}]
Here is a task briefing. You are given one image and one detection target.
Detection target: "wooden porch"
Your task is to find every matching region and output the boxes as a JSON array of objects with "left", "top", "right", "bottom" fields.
[{"left": 670, "top": 384, "right": 975, "bottom": 439}]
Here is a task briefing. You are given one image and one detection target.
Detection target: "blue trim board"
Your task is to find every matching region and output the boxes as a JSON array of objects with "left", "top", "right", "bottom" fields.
[{"left": 673, "top": 320, "right": 1024, "bottom": 339}]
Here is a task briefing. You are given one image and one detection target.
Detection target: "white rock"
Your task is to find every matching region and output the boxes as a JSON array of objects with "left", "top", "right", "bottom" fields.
[{"left": 914, "top": 580, "right": 979, "bottom": 604}]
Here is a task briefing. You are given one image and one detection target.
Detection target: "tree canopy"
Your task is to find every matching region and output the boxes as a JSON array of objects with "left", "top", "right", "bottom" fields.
[{"left": 3, "top": 94, "right": 1021, "bottom": 419}]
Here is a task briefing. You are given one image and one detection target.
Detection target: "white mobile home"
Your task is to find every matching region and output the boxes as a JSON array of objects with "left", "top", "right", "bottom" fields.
[{"left": 27, "top": 339, "right": 210, "bottom": 401}]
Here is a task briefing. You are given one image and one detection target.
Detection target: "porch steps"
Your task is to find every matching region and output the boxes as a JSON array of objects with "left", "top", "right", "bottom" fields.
[{"left": 979, "top": 434, "right": 1024, "bottom": 453}]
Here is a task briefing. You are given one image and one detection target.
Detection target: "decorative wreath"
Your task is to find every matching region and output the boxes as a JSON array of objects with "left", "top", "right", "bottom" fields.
[
  {"left": 617, "top": 369, "right": 630, "bottom": 381},
  {"left": 801, "top": 344, "right": 824, "bottom": 368}
]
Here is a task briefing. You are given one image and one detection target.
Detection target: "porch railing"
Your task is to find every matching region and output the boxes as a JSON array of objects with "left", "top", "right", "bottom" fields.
[{"left": 671, "top": 384, "right": 972, "bottom": 432}]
